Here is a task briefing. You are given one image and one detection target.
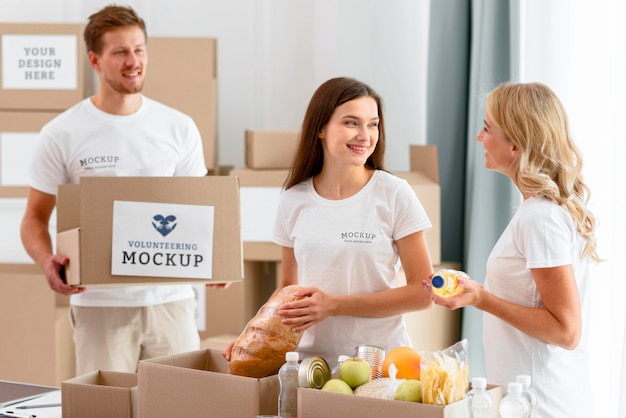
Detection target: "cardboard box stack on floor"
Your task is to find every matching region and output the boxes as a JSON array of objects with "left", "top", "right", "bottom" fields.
[
  {"left": 0, "top": 264, "right": 74, "bottom": 387},
  {"left": 0, "top": 23, "right": 92, "bottom": 197},
  {"left": 0, "top": 23, "right": 90, "bottom": 386}
]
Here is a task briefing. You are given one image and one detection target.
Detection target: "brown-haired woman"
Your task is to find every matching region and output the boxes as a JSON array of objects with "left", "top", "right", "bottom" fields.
[{"left": 226, "top": 77, "right": 434, "bottom": 368}]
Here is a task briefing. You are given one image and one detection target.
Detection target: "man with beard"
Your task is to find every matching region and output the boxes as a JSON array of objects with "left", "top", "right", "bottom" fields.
[{"left": 20, "top": 4, "right": 212, "bottom": 375}]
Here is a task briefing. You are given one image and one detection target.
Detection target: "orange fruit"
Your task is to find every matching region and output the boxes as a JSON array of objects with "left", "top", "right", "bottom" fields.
[{"left": 381, "top": 346, "right": 421, "bottom": 380}]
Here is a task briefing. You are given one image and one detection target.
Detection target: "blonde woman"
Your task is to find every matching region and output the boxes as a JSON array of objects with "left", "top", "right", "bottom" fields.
[{"left": 424, "top": 82, "right": 600, "bottom": 417}]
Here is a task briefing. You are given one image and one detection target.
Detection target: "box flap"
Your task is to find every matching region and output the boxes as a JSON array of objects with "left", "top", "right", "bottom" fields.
[
  {"left": 57, "top": 184, "right": 81, "bottom": 232},
  {"left": 56, "top": 228, "right": 80, "bottom": 285}
]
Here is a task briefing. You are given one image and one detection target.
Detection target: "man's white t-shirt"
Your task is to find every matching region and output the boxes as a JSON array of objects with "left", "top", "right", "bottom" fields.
[
  {"left": 273, "top": 170, "right": 432, "bottom": 364},
  {"left": 30, "top": 96, "right": 207, "bottom": 307},
  {"left": 483, "top": 196, "right": 593, "bottom": 418}
]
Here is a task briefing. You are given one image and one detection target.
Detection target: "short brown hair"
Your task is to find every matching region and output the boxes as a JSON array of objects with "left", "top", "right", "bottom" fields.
[{"left": 84, "top": 4, "right": 147, "bottom": 54}]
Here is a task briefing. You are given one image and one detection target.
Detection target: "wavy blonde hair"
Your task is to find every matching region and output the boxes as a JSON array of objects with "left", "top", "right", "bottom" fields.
[{"left": 487, "top": 82, "right": 600, "bottom": 262}]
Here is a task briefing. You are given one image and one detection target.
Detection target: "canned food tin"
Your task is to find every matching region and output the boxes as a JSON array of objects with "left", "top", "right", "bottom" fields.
[
  {"left": 354, "top": 345, "right": 386, "bottom": 379},
  {"left": 298, "top": 355, "right": 331, "bottom": 389}
]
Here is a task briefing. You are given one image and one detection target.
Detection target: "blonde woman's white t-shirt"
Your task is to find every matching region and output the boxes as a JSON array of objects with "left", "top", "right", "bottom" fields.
[
  {"left": 30, "top": 96, "right": 207, "bottom": 307},
  {"left": 483, "top": 196, "right": 592, "bottom": 418},
  {"left": 272, "top": 170, "right": 432, "bottom": 363}
]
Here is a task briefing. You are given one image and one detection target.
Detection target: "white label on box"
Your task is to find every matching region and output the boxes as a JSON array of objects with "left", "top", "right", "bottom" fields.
[
  {"left": 1, "top": 34, "right": 78, "bottom": 90},
  {"left": 0, "top": 132, "right": 38, "bottom": 186},
  {"left": 240, "top": 186, "right": 281, "bottom": 242},
  {"left": 111, "top": 201, "right": 215, "bottom": 279}
]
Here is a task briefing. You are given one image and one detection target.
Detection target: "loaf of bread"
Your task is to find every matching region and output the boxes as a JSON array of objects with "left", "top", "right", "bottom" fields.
[{"left": 228, "top": 285, "right": 305, "bottom": 378}]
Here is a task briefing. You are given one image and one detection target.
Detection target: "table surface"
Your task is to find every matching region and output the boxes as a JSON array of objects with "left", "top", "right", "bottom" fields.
[{"left": 0, "top": 381, "right": 61, "bottom": 418}]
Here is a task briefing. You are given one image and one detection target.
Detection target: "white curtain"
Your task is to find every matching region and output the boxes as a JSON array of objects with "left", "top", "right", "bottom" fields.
[{"left": 518, "top": 1, "right": 626, "bottom": 416}]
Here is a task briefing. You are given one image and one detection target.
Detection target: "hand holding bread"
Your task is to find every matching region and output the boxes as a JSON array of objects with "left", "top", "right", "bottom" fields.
[{"left": 227, "top": 285, "right": 306, "bottom": 377}]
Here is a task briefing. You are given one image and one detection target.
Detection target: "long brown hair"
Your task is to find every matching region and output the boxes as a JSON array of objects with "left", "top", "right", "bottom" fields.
[
  {"left": 284, "top": 77, "right": 386, "bottom": 190},
  {"left": 84, "top": 5, "right": 147, "bottom": 54}
]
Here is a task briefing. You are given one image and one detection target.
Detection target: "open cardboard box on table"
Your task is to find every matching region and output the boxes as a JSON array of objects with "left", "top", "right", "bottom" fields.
[
  {"left": 137, "top": 348, "right": 279, "bottom": 418},
  {"left": 56, "top": 176, "right": 243, "bottom": 286},
  {"left": 298, "top": 384, "right": 502, "bottom": 418},
  {"left": 62, "top": 370, "right": 137, "bottom": 418}
]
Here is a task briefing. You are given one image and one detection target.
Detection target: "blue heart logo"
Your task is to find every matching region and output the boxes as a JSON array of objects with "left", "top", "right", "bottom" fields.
[{"left": 152, "top": 214, "right": 177, "bottom": 237}]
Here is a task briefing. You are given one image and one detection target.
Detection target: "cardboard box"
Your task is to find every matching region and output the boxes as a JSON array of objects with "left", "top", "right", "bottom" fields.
[
  {"left": 298, "top": 385, "right": 502, "bottom": 418},
  {"left": 142, "top": 38, "right": 217, "bottom": 170},
  {"left": 138, "top": 348, "right": 280, "bottom": 418},
  {"left": 0, "top": 111, "right": 61, "bottom": 197},
  {"left": 0, "top": 23, "right": 91, "bottom": 111},
  {"left": 55, "top": 176, "right": 243, "bottom": 286},
  {"left": 245, "top": 130, "right": 299, "bottom": 169},
  {"left": 62, "top": 370, "right": 137, "bottom": 418},
  {"left": 230, "top": 169, "right": 288, "bottom": 261},
  {"left": 0, "top": 263, "right": 75, "bottom": 387},
  {"left": 395, "top": 145, "right": 441, "bottom": 265},
  {"left": 399, "top": 262, "right": 462, "bottom": 351}
]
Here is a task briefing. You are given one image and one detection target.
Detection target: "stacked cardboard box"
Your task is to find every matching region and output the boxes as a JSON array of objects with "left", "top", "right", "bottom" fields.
[
  {"left": 0, "top": 24, "right": 97, "bottom": 386},
  {"left": 0, "top": 23, "right": 90, "bottom": 196},
  {"left": 142, "top": 38, "right": 218, "bottom": 170},
  {"left": 0, "top": 264, "right": 74, "bottom": 386}
]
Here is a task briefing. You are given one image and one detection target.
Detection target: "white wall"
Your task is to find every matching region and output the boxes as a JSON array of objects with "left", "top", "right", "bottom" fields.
[
  {"left": 520, "top": 1, "right": 626, "bottom": 416},
  {"left": 0, "top": 0, "right": 430, "bottom": 263}
]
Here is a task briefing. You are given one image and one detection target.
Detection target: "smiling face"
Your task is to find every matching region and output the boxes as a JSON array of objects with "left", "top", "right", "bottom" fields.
[
  {"left": 89, "top": 25, "right": 147, "bottom": 96},
  {"left": 319, "top": 96, "right": 380, "bottom": 169},
  {"left": 476, "top": 113, "right": 519, "bottom": 178}
]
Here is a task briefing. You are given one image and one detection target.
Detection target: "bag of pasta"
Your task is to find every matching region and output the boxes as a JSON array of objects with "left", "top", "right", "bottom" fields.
[{"left": 419, "top": 339, "right": 470, "bottom": 405}]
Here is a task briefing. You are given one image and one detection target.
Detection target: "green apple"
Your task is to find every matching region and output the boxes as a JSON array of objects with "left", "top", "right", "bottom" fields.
[
  {"left": 321, "top": 378, "right": 354, "bottom": 394},
  {"left": 394, "top": 379, "right": 422, "bottom": 403},
  {"left": 339, "top": 357, "right": 371, "bottom": 389}
]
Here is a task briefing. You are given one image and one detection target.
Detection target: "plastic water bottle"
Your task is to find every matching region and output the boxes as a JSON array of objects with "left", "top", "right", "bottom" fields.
[
  {"left": 278, "top": 351, "right": 300, "bottom": 418},
  {"left": 499, "top": 382, "right": 530, "bottom": 418},
  {"left": 431, "top": 269, "right": 469, "bottom": 297},
  {"left": 466, "top": 377, "right": 492, "bottom": 418},
  {"left": 516, "top": 375, "right": 538, "bottom": 418}
]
